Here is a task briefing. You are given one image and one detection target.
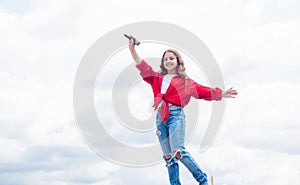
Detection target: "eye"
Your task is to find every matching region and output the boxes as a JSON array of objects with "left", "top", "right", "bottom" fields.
[{"left": 164, "top": 57, "right": 175, "bottom": 61}]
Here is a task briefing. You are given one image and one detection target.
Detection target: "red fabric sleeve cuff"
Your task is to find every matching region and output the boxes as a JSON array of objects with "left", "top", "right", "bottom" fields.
[
  {"left": 135, "top": 60, "right": 149, "bottom": 71},
  {"left": 213, "top": 87, "right": 223, "bottom": 100}
]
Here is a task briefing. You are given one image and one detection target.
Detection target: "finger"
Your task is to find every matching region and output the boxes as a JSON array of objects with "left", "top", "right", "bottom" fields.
[
  {"left": 227, "top": 87, "right": 233, "bottom": 92},
  {"left": 226, "top": 95, "right": 235, "bottom": 98},
  {"left": 129, "top": 39, "right": 134, "bottom": 45},
  {"left": 231, "top": 90, "right": 238, "bottom": 95}
]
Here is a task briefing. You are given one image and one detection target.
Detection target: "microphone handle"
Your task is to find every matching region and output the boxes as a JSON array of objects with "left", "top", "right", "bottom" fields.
[{"left": 124, "top": 34, "right": 140, "bottom": 45}]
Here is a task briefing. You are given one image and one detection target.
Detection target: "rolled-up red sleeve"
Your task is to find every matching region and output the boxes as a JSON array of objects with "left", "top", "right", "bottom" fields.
[
  {"left": 136, "top": 60, "right": 157, "bottom": 85},
  {"left": 188, "top": 79, "right": 223, "bottom": 101}
]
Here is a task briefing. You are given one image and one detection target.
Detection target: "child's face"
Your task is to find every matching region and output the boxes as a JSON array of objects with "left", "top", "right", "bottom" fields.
[{"left": 163, "top": 52, "right": 178, "bottom": 74}]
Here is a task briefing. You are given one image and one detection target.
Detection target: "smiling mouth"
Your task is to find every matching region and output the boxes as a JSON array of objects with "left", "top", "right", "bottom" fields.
[{"left": 165, "top": 64, "right": 173, "bottom": 67}]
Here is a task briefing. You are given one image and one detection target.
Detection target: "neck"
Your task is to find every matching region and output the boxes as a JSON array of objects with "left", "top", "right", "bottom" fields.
[{"left": 167, "top": 70, "right": 177, "bottom": 74}]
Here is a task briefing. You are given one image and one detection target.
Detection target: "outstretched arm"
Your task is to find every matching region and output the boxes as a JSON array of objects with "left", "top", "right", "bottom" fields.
[
  {"left": 128, "top": 36, "right": 142, "bottom": 65},
  {"left": 189, "top": 79, "right": 238, "bottom": 100}
]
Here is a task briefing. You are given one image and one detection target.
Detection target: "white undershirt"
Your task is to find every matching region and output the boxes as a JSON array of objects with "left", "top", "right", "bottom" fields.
[
  {"left": 158, "top": 74, "right": 177, "bottom": 107},
  {"left": 161, "top": 74, "right": 177, "bottom": 93}
]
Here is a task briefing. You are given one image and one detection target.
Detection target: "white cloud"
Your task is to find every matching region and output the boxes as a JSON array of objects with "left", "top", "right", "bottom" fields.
[{"left": 197, "top": 143, "right": 300, "bottom": 185}]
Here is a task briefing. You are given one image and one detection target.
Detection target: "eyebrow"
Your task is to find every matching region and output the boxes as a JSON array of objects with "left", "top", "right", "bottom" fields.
[
  {"left": 164, "top": 56, "right": 175, "bottom": 58},
  {"left": 164, "top": 57, "right": 175, "bottom": 60}
]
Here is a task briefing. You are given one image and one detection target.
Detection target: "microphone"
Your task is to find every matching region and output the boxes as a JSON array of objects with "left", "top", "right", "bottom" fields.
[{"left": 124, "top": 34, "right": 140, "bottom": 45}]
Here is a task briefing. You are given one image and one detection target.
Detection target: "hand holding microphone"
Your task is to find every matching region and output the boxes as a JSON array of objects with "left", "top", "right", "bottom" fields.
[
  {"left": 124, "top": 34, "right": 140, "bottom": 45},
  {"left": 126, "top": 34, "right": 142, "bottom": 64}
]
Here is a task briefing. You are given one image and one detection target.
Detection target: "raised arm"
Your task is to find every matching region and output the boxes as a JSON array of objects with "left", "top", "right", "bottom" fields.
[
  {"left": 128, "top": 35, "right": 158, "bottom": 85},
  {"left": 128, "top": 36, "right": 142, "bottom": 65}
]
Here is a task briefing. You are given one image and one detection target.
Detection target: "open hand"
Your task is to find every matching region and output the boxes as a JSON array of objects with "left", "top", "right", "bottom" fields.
[{"left": 222, "top": 87, "right": 238, "bottom": 98}]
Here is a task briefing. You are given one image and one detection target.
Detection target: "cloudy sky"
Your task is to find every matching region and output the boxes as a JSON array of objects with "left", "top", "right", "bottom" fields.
[{"left": 1, "top": 0, "right": 300, "bottom": 184}]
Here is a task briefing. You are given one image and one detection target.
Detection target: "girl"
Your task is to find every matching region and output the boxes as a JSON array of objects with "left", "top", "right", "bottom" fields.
[{"left": 128, "top": 37, "right": 237, "bottom": 185}]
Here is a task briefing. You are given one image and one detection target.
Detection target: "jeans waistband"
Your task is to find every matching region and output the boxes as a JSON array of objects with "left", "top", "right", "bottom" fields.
[
  {"left": 168, "top": 103, "right": 182, "bottom": 110},
  {"left": 157, "top": 102, "right": 182, "bottom": 111}
]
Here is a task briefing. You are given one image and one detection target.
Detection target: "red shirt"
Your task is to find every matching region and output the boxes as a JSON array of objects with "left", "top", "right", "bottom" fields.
[{"left": 136, "top": 60, "right": 223, "bottom": 122}]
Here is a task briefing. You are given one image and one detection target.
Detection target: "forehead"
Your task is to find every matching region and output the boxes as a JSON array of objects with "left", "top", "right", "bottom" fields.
[{"left": 164, "top": 52, "right": 176, "bottom": 57}]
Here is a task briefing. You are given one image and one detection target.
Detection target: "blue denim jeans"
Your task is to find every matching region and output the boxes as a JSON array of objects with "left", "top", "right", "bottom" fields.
[{"left": 156, "top": 104, "right": 208, "bottom": 185}]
